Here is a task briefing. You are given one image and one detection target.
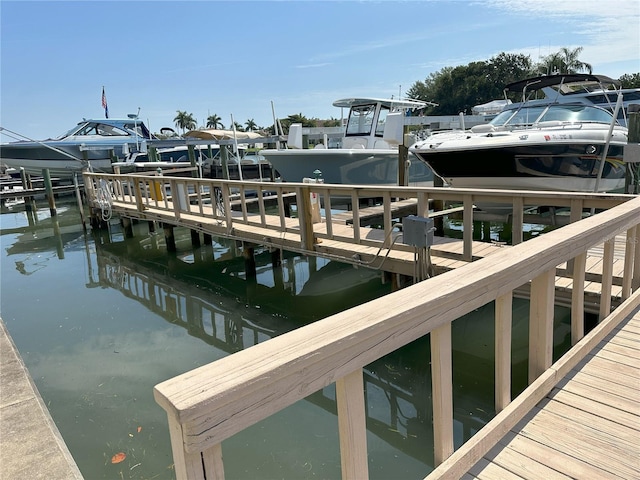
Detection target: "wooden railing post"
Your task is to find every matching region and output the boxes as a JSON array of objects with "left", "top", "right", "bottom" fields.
[
  {"left": 222, "top": 182, "right": 233, "bottom": 234},
  {"left": 528, "top": 268, "right": 555, "bottom": 382},
  {"left": 431, "top": 322, "right": 453, "bottom": 465},
  {"left": 166, "top": 414, "right": 211, "bottom": 480},
  {"left": 599, "top": 237, "right": 615, "bottom": 321},
  {"left": 350, "top": 192, "right": 361, "bottom": 243},
  {"left": 622, "top": 227, "right": 637, "bottom": 299},
  {"left": 511, "top": 197, "right": 524, "bottom": 245},
  {"left": 633, "top": 224, "right": 640, "bottom": 290},
  {"left": 383, "top": 192, "right": 392, "bottom": 248},
  {"left": 495, "top": 292, "right": 513, "bottom": 412},
  {"left": 571, "top": 251, "right": 587, "bottom": 345},
  {"left": 298, "top": 185, "right": 316, "bottom": 251},
  {"left": 462, "top": 195, "right": 473, "bottom": 261},
  {"left": 133, "top": 178, "right": 145, "bottom": 212},
  {"left": 336, "top": 369, "right": 369, "bottom": 480}
]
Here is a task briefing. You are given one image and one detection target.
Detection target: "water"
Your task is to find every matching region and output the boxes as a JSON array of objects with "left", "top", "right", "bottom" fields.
[{"left": 0, "top": 197, "right": 573, "bottom": 479}]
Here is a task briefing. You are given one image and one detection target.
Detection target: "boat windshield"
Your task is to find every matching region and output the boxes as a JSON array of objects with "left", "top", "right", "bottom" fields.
[
  {"left": 57, "top": 120, "right": 152, "bottom": 139},
  {"left": 490, "top": 104, "right": 616, "bottom": 128},
  {"left": 346, "top": 104, "right": 375, "bottom": 136},
  {"left": 73, "top": 122, "right": 135, "bottom": 137}
]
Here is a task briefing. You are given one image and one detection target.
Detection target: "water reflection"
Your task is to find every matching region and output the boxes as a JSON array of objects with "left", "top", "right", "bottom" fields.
[
  {"left": 87, "top": 221, "right": 524, "bottom": 474},
  {"left": 1, "top": 201, "right": 573, "bottom": 479}
]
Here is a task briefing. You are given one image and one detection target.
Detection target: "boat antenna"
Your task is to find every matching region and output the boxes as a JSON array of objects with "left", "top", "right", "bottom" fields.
[
  {"left": 230, "top": 113, "right": 243, "bottom": 181},
  {"left": 270, "top": 100, "right": 281, "bottom": 148}
]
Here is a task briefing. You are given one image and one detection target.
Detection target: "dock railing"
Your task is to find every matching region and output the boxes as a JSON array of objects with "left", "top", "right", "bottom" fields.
[
  {"left": 121, "top": 173, "right": 639, "bottom": 478},
  {"left": 84, "top": 171, "right": 636, "bottom": 260}
]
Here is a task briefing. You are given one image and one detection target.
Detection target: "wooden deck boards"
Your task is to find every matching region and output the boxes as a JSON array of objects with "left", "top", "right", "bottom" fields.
[{"left": 465, "top": 306, "right": 640, "bottom": 480}]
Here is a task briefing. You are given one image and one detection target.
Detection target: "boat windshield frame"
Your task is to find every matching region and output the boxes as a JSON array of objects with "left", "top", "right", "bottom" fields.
[
  {"left": 489, "top": 103, "right": 618, "bottom": 129},
  {"left": 345, "top": 103, "right": 391, "bottom": 138},
  {"left": 56, "top": 120, "right": 152, "bottom": 140}
]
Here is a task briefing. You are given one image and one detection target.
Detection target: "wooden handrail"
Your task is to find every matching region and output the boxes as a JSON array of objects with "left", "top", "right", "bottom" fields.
[
  {"left": 83, "top": 172, "right": 636, "bottom": 264},
  {"left": 148, "top": 190, "right": 640, "bottom": 479}
]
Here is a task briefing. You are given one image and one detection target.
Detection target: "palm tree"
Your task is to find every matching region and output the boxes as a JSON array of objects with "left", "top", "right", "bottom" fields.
[
  {"left": 559, "top": 46, "right": 592, "bottom": 74},
  {"left": 174, "top": 110, "right": 197, "bottom": 134},
  {"left": 538, "top": 47, "right": 592, "bottom": 75},
  {"left": 245, "top": 118, "right": 257, "bottom": 131},
  {"left": 206, "top": 114, "right": 224, "bottom": 129},
  {"left": 233, "top": 121, "right": 244, "bottom": 132}
]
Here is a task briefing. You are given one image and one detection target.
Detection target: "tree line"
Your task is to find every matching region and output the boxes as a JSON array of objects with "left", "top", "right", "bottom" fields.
[
  {"left": 407, "top": 47, "right": 639, "bottom": 115},
  {"left": 169, "top": 47, "right": 639, "bottom": 136}
]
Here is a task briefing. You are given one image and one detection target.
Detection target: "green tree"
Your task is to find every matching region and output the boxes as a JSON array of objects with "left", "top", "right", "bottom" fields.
[
  {"left": 406, "top": 53, "right": 533, "bottom": 114},
  {"left": 174, "top": 110, "right": 197, "bottom": 134},
  {"left": 206, "top": 114, "right": 224, "bottom": 129},
  {"left": 245, "top": 118, "right": 257, "bottom": 131},
  {"left": 537, "top": 46, "right": 592, "bottom": 74},
  {"left": 232, "top": 121, "right": 244, "bottom": 132},
  {"left": 619, "top": 73, "right": 640, "bottom": 88}
]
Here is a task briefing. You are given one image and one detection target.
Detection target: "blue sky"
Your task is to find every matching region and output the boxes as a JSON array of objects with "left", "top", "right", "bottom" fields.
[{"left": 1, "top": 0, "right": 638, "bottom": 141}]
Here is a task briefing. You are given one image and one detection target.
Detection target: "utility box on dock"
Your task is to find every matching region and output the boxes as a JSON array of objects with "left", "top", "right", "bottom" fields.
[{"left": 402, "top": 215, "right": 434, "bottom": 248}]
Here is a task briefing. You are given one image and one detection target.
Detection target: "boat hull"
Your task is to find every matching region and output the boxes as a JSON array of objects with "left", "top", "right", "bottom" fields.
[
  {"left": 2, "top": 118, "right": 153, "bottom": 179},
  {"left": 411, "top": 128, "right": 627, "bottom": 193},
  {"left": 1, "top": 142, "right": 121, "bottom": 178},
  {"left": 260, "top": 148, "right": 433, "bottom": 186}
]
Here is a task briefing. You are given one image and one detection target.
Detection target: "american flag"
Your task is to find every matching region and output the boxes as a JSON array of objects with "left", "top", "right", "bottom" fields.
[{"left": 101, "top": 87, "right": 109, "bottom": 119}]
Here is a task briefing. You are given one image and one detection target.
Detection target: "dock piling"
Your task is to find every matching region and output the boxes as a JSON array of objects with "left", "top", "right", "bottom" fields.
[{"left": 42, "top": 168, "right": 56, "bottom": 217}]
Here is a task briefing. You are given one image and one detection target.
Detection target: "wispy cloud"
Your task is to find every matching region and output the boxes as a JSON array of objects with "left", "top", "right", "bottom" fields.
[
  {"left": 295, "top": 63, "right": 333, "bottom": 69},
  {"left": 482, "top": 0, "right": 640, "bottom": 66}
]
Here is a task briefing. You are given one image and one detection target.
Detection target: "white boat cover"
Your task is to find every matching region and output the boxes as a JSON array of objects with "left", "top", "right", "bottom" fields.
[{"left": 185, "top": 129, "right": 263, "bottom": 140}]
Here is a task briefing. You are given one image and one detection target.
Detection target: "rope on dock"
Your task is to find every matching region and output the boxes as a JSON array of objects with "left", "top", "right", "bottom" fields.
[{"left": 96, "top": 179, "right": 113, "bottom": 221}]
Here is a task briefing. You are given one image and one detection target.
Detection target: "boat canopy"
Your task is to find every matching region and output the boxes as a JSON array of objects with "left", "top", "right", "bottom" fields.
[
  {"left": 504, "top": 74, "right": 620, "bottom": 96},
  {"left": 332, "top": 97, "right": 429, "bottom": 109},
  {"left": 185, "top": 129, "right": 263, "bottom": 140}
]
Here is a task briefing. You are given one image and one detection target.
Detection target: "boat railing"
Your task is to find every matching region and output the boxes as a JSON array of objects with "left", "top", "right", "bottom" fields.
[{"left": 146, "top": 188, "right": 640, "bottom": 479}]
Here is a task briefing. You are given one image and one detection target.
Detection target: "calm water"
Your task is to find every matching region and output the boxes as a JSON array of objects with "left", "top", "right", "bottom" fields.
[{"left": 0, "top": 196, "right": 573, "bottom": 479}]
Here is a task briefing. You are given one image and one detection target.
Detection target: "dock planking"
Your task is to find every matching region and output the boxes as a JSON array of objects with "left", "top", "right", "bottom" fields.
[{"left": 459, "top": 304, "right": 640, "bottom": 480}]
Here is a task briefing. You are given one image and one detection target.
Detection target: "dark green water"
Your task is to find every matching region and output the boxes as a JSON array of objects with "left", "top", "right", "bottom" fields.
[{"left": 0, "top": 197, "right": 573, "bottom": 479}]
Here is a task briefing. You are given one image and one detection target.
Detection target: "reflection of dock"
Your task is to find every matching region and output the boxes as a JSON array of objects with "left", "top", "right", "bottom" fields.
[{"left": 92, "top": 238, "right": 492, "bottom": 461}]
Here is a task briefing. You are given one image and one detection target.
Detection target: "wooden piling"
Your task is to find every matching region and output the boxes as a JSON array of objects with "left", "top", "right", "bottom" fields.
[
  {"left": 122, "top": 217, "right": 134, "bottom": 238},
  {"left": 42, "top": 168, "right": 56, "bottom": 216},
  {"left": 164, "top": 225, "right": 176, "bottom": 252},
  {"left": 243, "top": 244, "right": 257, "bottom": 281},
  {"left": 190, "top": 229, "right": 201, "bottom": 247},
  {"left": 73, "top": 173, "right": 87, "bottom": 232},
  {"left": 19, "top": 168, "right": 36, "bottom": 212}
]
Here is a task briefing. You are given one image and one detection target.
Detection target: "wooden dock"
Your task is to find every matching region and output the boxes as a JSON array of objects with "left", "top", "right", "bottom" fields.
[
  {"left": 432, "top": 291, "right": 640, "bottom": 479},
  {"left": 81, "top": 172, "right": 640, "bottom": 480},
  {"left": 82, "top": 173, "right": 638, "bottom": 315}
]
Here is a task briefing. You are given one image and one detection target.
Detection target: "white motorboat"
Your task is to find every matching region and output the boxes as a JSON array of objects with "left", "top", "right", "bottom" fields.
[
  {"left": 0, "top": 118, "right": 153, "bottom": 179},
  {"left": 260, "top": 97, "right": 434, "bottom": 186},
  {"left": 410, "top": 75, "right": 628, "bottom": 197}
]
